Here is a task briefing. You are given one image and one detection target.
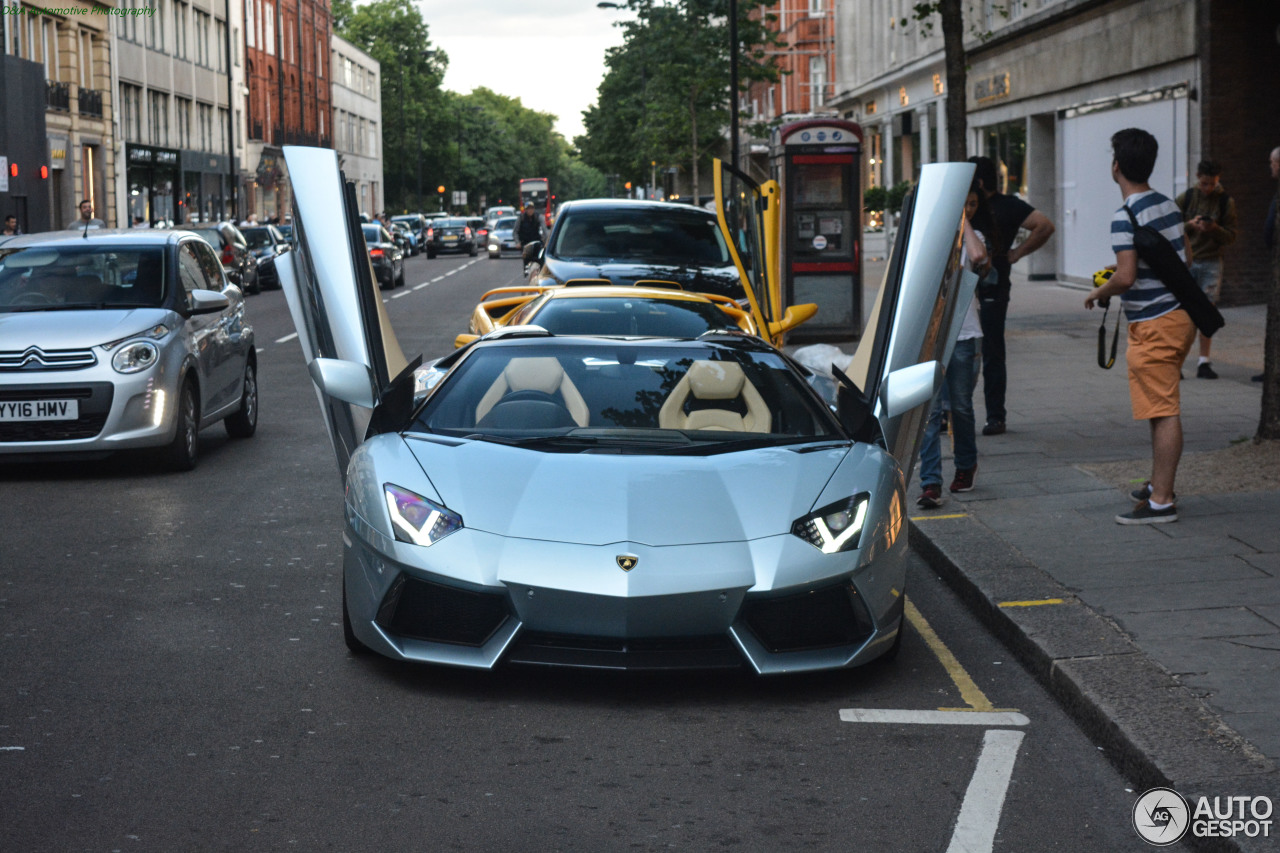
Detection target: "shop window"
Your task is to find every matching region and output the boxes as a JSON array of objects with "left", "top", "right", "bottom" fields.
[{"left": 981, "top": 120, "right": 1027, "bottom": 196}]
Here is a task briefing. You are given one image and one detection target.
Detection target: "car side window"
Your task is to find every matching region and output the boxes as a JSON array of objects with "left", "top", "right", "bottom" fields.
[
  {"left": 193, "top": 240, "right": 228, "bottom": 290},
  {"left": 178, "top": 243, "right": 206, "bottom": 309}
]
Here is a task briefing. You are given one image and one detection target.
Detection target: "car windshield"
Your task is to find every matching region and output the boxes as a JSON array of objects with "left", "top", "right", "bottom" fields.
[
  {"left": 0, "top": 245, "right": 168, "bottom": 311},
  {"left": 530, "top": 297, "right": 741, "bottom": 337},
  {"left": 494, "top": 217, "right": 517, "bottom": 231},
  {"left": 240, "top": 227, "right": 274, "bottom": 249},
  {"left": 414, "top": 342, "right": 839, "bottom": 449},
  {"left": 436, "top": 219, "right": 468, "bottom": 229},
  {"left": 361, "top": 225, "right": 385, "bottom": 244},
  {"left": 550, "top": 208, "right": 731, "bottom": 265}
]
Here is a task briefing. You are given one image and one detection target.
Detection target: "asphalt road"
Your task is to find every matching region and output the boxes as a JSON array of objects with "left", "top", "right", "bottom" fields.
[{"left": 0, "top": 251, "right": 1164, "bottom": 851}]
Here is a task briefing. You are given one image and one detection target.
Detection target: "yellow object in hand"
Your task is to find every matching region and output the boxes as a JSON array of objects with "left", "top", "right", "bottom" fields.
[{"left": 1092, "top": 268, "right": 1113, "bottom": 288}]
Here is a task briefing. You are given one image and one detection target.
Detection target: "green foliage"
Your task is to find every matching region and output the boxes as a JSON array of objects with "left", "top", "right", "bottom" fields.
[
  {"left": 578, "top": 0, "right": 782, "bottom": 193},
  {"left": 864, "top": 182, "right": 912, "bottom": 213}
]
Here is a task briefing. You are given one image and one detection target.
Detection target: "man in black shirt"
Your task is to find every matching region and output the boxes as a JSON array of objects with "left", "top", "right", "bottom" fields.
[{"left": 967, "top": 156, "right": 1056, "bottom": 435}]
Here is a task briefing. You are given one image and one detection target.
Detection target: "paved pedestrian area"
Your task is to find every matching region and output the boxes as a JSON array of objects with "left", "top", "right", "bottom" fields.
[{"left": 800, "top": 254, "right": 1280, "bottom": 850}]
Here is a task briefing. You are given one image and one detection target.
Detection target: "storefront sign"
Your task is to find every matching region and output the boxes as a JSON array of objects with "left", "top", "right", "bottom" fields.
[
  {"left": 48, "top": 135, "right": 68, "bottom": 170},
  {"left": 974, "top": 72, "right": 1011, "bottom": 104}
]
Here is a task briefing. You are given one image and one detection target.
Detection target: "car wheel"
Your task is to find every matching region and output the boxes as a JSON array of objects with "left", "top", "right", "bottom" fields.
[
  {"left": 246, "top": 270, "right": 261, "bottom": 295},
  {"left": 426, "top": 249, "right": 436, "bottom": 259},
  {"left": 468, "top": 244, "right": 478, "bottom": 257},
  {"left": 395, "top": 264, "right": 405, "bottom": 288},
  {"left": 161, "top": 378, "right": 199, "bottom": 471},
  {"left": 224, "top": 360, "right": 258, "bottom": 438},
  {"left": 342, "top": 582, "right": 370, "bottom": 655}
]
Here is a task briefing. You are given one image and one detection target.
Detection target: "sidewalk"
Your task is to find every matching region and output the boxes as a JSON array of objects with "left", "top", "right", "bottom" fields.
[{"left": 829, "top": 260, "right": 1280, "bottom": 850}]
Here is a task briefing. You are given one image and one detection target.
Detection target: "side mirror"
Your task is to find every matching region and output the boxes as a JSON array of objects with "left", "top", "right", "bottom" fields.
[
  {"left": 881, "top": 361, "right": 940, "bottom": 419},
  {"left": 454, "top": 333, "right": 479, "bottom": 349},
  {"left": 308, "top": 357, "right": 375, "bottom": 408},
  {"left": 522, "top": 241, "right": 543, "bottom": 264},
  {"left": 767, "top": 303, "right": 819, "bottom": 337},
  {"left": 189, "top": 289, "right": 230, "bottom": 315}
]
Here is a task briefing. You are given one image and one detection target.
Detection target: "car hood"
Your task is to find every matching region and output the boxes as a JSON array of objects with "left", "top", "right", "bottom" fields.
[
  {"left": 0, "top": 307, "right": 174, "bottom": 348},
  {"left": 541, "top": 258, "right": 744, "bottom": 298},
  {"left": 405, "top": 436, "right": 852, "bottom": 546}
]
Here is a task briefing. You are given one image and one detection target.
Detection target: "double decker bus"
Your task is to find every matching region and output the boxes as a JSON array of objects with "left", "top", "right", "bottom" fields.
[{"left": 519, "top": 177, "right": 552, "bottom": 226}]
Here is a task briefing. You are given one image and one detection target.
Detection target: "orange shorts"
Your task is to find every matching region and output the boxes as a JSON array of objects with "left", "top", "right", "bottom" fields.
[{"left": 1126, "top": 309, "right": 1196, "bottom": 420}]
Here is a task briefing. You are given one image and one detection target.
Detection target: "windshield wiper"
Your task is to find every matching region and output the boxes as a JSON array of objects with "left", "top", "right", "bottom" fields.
[{"left": 464, "top": 429, "right": 694, "bottom": 450}]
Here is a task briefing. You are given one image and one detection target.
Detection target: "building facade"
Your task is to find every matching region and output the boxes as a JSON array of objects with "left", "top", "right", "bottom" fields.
[
  {"left": 243, "top": 0, "right": 332, "bottom": 220},
  {"left": 114, "top": 0, "right": 244, "bottom": 226},
  {"left": 330, "top": 34, "right": 381, "bottom": 218},
  {"left": 2, "top": 0, "right": 116, "bottom": 231},
  {"left": 830, "top": 0, "right": 1280, "bottom": 302}
]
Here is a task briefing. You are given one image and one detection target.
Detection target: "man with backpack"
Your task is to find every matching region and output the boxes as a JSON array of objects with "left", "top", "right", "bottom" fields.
[
  {"left": 1085, "top": 128, "right": 1195, "bottom": 525},
  {"left": 1176, "top": 160, "right": 1237, "bottom": 378}
]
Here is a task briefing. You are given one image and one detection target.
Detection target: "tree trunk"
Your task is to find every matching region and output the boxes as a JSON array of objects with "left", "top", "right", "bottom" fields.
[
  {"left": 1259, "top": 255, "right": 1280, "bottom": 440},
  {"left": 939, "top": 0, "right": 967, "bottom": 162},
  {"left": 690, "top": 94, "right": 699, "bottom": 205}
]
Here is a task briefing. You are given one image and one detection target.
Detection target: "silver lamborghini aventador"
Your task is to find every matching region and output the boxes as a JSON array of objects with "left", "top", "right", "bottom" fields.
[{"left": 275, "top": 146, "right": 976, "bottom": 675}]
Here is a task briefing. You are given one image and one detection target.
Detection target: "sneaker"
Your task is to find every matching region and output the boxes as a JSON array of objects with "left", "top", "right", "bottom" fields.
[
  {"left": 917, "top": 484, "right": 943, "bottom": 509},
  {"left": 1197, "top": 362, "right": 1218, "bottom": 379},
  {"left": 1128, "top": 481, "right": 1176, "bottom": 502},
  {"left": 1115, "top": 501, "right": 1178, "bottom": 525},
  {"left": 950, "top": 465, "right": 977, "bottom": 493},
  {"left": 982, "top": 420, "right": 1006, "bottom": 436}
]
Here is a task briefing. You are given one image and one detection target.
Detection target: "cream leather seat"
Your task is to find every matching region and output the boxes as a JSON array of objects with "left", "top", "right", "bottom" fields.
[
  {"left": 658, "top": 360, "right": 771, "bottom": 432},
  {"left": 474, "top": 357, "right": 590, "bottom": 428}
]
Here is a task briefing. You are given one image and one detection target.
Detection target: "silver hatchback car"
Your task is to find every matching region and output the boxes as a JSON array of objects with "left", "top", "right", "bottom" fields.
[{"left": 0, "top": 230, "right": 257, "bottom": 470}]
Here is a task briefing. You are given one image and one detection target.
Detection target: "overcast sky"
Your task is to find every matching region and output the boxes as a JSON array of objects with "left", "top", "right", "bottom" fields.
[{"left": 419, "top": 0, "right": 632, "bottom": 143}]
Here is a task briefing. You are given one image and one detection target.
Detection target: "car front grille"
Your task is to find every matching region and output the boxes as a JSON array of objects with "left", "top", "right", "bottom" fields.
[
  {"left": 0, "top": 383, "right": 114, "bottom": 441},
  {"left": 741, "top": 581, "right": 874, "bottom": 653},
  {"left": 506, "top": 632, "right": 743, "bottom": 671},
  {"left": 375, "top": 575, "right": 511, "bottom": 647},
  {"left": 0, "top": 346, "right": 98, "bottom": 371}
]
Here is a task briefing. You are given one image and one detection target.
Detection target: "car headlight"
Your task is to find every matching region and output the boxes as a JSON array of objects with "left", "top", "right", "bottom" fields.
[
  {"left": 110, "top": 340, "right": 160, "bottom": 374},
  {"left": 791, "top": 493, "right": 870, "bottom": 554},
  {"left": 384, "top": 484, "right": 463, "bottom": 547}
]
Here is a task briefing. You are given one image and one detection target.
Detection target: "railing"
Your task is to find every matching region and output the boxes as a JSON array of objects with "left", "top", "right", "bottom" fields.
[
  {"left": 47, "top": 81, "right": 70, "bottom": 112},
  {"left": 251, "top": 120, "right": 264, "bottom": 140},
  {"left": 78, "top": 88, "right": 103, "bottom": 118}
]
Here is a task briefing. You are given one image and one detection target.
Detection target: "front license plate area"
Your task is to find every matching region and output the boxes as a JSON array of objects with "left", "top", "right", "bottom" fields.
[{"left": 0, "top": 399, "right": 80, "bottom": 421}]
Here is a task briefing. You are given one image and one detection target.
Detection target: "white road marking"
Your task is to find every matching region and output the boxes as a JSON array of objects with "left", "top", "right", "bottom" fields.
[
  {"left": 1, "top": 746, "right": 25, "bottom": 751},
  {"left": 413, "top": 282, "right": 431, "bottom": 290},
  {"left": 839, "top": 709, "right": 1029, "bottom": 726},
  {"left": 431, "top": 275, "right": 445, "bottom": 282},
  {"left": 274, "top": 332, "right": 298, "bottom": 344},
  {"left": 391, "top": 291, "right": 411, "bottom": 299},
  {"left": 256, "top": 347, "right": 265, "bottom": 354},
  {"left": 444, "top": 269, "right": 458, "bottom": 276},
  {"left": 946, "top": 730, "right": 1025, "bottom": 853}
]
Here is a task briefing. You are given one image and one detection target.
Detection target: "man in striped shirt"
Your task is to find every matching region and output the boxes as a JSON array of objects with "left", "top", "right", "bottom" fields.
[{"left": 1085, "top": 128, "right": 1196, "bottom": 524}]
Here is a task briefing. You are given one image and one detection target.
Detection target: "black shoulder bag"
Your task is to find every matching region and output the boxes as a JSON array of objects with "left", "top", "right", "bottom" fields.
[{"left": 1123, "top": 205, "right": 1225, "bottom": 338}]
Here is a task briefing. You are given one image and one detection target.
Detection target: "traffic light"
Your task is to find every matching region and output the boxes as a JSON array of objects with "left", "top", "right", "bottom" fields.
[
  {"left": 624, "top": 181, "right": 632, "bottom": 191},
  {"left": 437, "top": 185, "right": 446, "bottom": 194}
]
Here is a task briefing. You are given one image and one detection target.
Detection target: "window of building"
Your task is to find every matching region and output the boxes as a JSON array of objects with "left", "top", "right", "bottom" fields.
[
  {"left": 176, "top": 97, "right": 192, "bottom": 149},
  {"left": 809, "top": 57, "right": 826, "bottom": 108},
  {"left": 317, "top": 39, "right": 323, "bottom": 76},
  {"left": 80, "top": 32, "right": 93, "bottom": 89},
  {"left": 217, "top": 108, "right": 228, "bottom": 154},
  {"left": 120, "top": 83, "right": 143, "bottom": 141},
  {"left": 808, "top": 0, "right": 824, "bottom": 16},
  {"left": 265, "top": 4, "right": 275, "bottom": 56},
  {"left": 215, "top": 20, "right": 226, "bottom": 71},
  {"left": 149, "top": 0, "right": 166, "bottom": 53},
  {"left": 174, "top": 1, "right": 188, "bottom": 59},
  {"left": 197, "top": 103, "right": 214, "bottom": 152},
  {"left": 246, "top": 0, "right": 256, "bottom": 48},
  {"left": 149, "top": 91, "right": 170, "bottom": 146}
]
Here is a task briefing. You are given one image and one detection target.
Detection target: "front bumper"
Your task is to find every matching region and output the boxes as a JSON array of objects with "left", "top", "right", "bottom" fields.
[
  {"left": 343, "top": 513, "right": 907, "bottom": 675},
  {"left": 0, "top": 353, "right": 184, "bottom": 456}
]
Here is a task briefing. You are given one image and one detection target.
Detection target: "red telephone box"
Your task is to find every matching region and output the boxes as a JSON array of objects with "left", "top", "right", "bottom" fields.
[{"left": 771, "top": 119, "right": 864, "bottom": 344}]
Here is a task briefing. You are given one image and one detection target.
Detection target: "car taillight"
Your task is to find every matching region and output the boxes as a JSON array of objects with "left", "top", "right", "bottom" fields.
[
  {"left": 464, "top": 227, "right": 472, "bottom": 238},
  {"left": 221, "top": 248, "right": 235, "bottom": 265},
  {"left": 426, "top": 228, "right": 434, "bottom": 239},
  {"left": 370, "top": 248, "right": 384, "bottom": 257}
]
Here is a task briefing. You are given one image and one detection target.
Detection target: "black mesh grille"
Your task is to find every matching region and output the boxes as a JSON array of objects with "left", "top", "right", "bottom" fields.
[
  {"left": 742, "top": 582, "right": 874, "bottom": 653},
  {"left": 375, "top": 575, "right": 511, "bottom": 647},
  {"left": 507, "top": 632, "right": 743, "bottom": 671},
  {"left": 0, "top": 384, "right": 114, "bottom": 442}
]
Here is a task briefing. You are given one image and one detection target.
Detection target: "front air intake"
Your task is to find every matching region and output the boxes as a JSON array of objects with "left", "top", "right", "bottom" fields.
[
  {"left": 375, "top": 575, "right": 511, "bottom": 647},
  {"left": 741, "top": 582, "right": 874, "bottom": 653}
]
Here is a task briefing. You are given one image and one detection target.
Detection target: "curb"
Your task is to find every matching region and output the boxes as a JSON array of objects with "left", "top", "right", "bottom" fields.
[{"left": 908, "top": 515, "right": 1279, "bottom": 853}]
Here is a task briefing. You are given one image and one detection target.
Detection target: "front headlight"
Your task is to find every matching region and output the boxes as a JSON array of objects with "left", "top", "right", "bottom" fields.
[
  {"left": 384, "top": 484, "right": 463, "bottom": 547},
  {"left": 791, "top": 493, "right": 870, "bottom": 554},
  {"left": 111, "top": 341, "right": 160, "bottom": 374}
]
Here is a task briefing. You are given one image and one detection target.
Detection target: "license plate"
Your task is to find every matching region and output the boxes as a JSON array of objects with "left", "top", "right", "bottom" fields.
[{"left": 0, "top": 399, "right": 80, "bottom": 421}]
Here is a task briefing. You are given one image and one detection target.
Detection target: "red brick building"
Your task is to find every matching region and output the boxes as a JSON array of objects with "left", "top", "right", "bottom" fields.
[
  {"left": 243, "top": 0, "right": 332, "bottom": 218},
  {"left": 745, "top": 1, "right": 837, "bottom": 132}
]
